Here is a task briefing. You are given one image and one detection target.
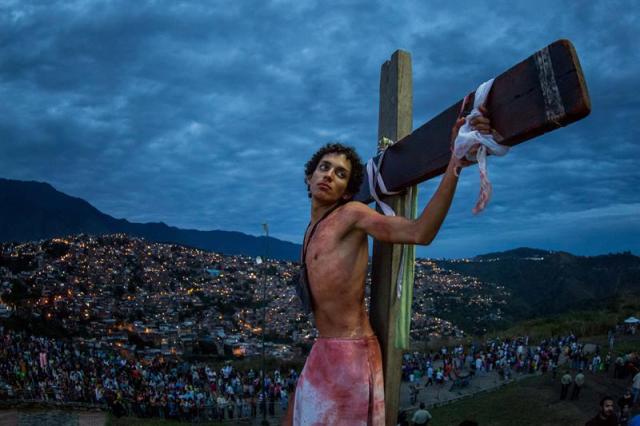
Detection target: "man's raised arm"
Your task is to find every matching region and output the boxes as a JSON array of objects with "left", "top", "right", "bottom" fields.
[
  {"left": 348, "top": 113, "right": 490, "bottom": 245},
  {"left": 347, "top": 157, "right": 459, "bottom": 245}
]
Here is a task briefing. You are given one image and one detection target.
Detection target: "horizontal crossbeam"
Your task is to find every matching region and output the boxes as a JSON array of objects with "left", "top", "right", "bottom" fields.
[{"left": 354, "top": 39, "right": 590, "bottom": 203}]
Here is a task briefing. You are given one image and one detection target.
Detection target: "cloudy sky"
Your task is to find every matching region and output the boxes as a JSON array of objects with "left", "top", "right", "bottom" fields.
[{"left": 1, "top": 0, "right": 638, "bottom": 258}]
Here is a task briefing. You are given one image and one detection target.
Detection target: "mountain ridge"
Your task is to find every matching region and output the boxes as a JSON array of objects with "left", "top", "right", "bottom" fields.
[
  {"left": 440, "top": 250, "right": 640, "bottom": 324},
  {"left": 2, "top": 177, "right": 639, "bottom": 330},
  {"left": 0, "top": 178, "right": 300, "bottom": 260},
  {"left": 1, "top": 177, "right": 637, "bottom": 264}
]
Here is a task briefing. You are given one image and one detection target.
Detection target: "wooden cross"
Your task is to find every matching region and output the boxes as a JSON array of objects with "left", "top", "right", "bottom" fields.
[{"left": 364, "top": 39, "right": 590, "bottom": 425}]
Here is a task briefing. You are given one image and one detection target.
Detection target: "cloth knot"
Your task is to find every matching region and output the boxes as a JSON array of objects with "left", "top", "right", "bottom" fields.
[
  {"left": 453, "top": 78, "right": 509, "bottom": 214},
  {"left": 366, "top": 138, "right": 402, "bottom": 216}
]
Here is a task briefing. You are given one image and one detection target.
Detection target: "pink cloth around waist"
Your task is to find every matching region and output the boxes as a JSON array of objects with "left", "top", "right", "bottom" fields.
[{"left": 293, "top": 335, "right": 385, "bottom": 426}]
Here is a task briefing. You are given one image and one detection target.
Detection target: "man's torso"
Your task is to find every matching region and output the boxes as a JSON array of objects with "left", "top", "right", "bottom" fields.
[{"left": 305, "top": 203, "right": 372, "bottom": 337}]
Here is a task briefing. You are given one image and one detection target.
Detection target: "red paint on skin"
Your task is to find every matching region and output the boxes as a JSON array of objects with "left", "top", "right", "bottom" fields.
[
  {"left": 296, "top": 175, "right": 384, "bottom": 422},
  {"left": 303, "top": 210, "right": 372, "bottom": 337}
]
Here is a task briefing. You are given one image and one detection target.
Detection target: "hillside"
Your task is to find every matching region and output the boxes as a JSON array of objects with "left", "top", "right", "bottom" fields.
[
  {"left": 439, "top": 249, "right": 640, "bottom": 324},
  {"left": 0, "top": 178, "right": 300, "bottom": 260},
  {"left": 2, "top": 177, "right": 639, "bottom": 331}
]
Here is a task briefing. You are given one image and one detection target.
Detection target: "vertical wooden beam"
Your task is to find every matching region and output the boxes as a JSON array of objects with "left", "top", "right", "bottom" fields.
[{"left": 370, "top": 49, "right": 413, "bottom": 426}]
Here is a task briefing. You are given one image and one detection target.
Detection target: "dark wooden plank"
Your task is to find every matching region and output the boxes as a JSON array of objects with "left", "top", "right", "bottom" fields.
[{"left": 354, "top": 39, "right": 591, "bottom": 203}]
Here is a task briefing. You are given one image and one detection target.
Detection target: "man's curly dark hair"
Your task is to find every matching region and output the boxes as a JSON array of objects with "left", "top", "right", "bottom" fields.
[{"left": 304, "top": 142, "right": 364, "bottom": 201}]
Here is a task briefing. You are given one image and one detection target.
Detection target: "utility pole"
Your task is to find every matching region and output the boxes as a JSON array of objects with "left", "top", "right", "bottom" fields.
[{"left": 261, "top": 222, "right": 269, "bottom": 426}]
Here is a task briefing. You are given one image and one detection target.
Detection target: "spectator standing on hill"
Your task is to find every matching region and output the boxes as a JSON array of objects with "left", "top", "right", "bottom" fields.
[
  {"left": 409, "top": 383, "right": 420, "bottom": 405},
  {"left": 426, "top": 365, "right": 434, "bottom": 386},
  {"left": 561, "top": 371, "right": 572, "bottom": 400},
  {"left": 604, "top": 353, "right": 612, "bottom": 372},
  {"left": 411, "top": 403, "right": 432, "bottom": 425},
  {"left": 585, "top": 396, "right": 618, "bottom": 426},
  {"left": 475, "top": 356, "right": 483, "bottom": 374},
  {"left": 551, "top": 359, "right": 558, "bottom": 379},
  {"left": 592, "top": 354, "right": 602, "bottom": 372},
  {"left": 571, "top": 370, "right": 585, "bottom": 400},
  {"left": 608, "top": 329, "right": 615, "bottom": 351},
  {"left": 619, "top": 389, "right": 633, "bottom": 423},
  {"left": 615, "top": 356, "right": 625, "bottom": 379}
]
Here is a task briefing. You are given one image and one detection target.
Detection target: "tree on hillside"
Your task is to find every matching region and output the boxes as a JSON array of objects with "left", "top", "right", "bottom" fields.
[{"left": 1, "top": 278, "right": 29, "bottom": 307}]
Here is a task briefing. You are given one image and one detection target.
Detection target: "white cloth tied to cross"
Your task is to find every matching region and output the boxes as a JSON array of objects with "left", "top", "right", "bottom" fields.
[
  {"left": 366, "top": 141, "right": 401, "bottom": 217},
  {"left": 453, "top": 78, "right": 510, "bottom": 214}
]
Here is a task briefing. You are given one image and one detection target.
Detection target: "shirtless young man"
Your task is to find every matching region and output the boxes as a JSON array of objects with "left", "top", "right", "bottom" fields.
[{"left": 285, "top": 111, "right": 492, "bottom": 425}]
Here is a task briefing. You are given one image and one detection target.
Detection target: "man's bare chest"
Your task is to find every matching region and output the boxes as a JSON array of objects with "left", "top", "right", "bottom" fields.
[{"left": 304, "top": 216, "right": 354, "bottom": 262}]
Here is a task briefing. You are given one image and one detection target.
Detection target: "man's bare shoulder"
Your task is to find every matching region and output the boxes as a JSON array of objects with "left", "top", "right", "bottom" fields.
[
  {"left": 333, "top": 201, "right": 374, "bottom": 235},
  {"left": 340, "top": 200, "right": 374, "bottom": 217},
  {"left": 339, "top": 201, "right": 376, "bottom": 234}
]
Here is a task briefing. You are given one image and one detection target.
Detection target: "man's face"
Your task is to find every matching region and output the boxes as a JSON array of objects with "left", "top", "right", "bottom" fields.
[
  {"left": 307, "top": 153, "right": 352, "bottom": 203},
  {"left": 602, "top": 399, "right": 615, "bottom": 417}
]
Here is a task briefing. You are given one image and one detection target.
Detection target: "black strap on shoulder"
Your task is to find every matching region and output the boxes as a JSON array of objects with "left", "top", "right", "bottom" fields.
[{"left": 302, "top": 203, "right": 340, "bottom": 264}]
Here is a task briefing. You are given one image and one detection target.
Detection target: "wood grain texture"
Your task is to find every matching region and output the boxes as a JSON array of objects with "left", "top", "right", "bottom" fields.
[
  {"left": 354, "top": 39, "right": 591, "bottom": 203},
  {"left": 369, "top": 49, "right": 413, "bottom": 426}
]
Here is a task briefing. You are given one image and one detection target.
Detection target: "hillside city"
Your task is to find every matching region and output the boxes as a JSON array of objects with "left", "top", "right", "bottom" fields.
[
  {"left": 0, "top": 234, "right": 510, "bottom": 360},
  {"left": 1, "top": 234, "right": 638, "bottom": 425}
]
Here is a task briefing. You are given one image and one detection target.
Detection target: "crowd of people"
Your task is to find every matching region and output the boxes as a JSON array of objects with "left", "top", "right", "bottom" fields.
[
  {"left": 1, "top": 327, "right": 638, "bottom": 423},
  {"left": 402, "top": 334, "right": 579, "bottom": 389},
  {"left": 399, "top": 332, "right": 640, "bottom": 426},
  {"left": 402, "top": 333, "right": 639, "bottom": 386},
  {"left": 0, "top": 329, "right": 295, "bottom": 421}
]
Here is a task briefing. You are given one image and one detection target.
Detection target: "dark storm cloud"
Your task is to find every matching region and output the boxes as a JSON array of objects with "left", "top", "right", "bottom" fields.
[
  {"left": 401, "top": 0, "right": 640, "bottom": 257},
  {"left": 0, "top": 0, "right": 638, "bottom": 258}
]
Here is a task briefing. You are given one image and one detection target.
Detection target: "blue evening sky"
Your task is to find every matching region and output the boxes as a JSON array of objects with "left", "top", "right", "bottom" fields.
[{"left": 1, "top": 1, "right": 638, "bottom": 258}]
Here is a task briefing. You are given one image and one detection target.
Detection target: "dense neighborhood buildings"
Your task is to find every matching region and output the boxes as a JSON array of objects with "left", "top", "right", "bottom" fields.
[{"left": 0, "top": 234, "right": 509, "bottom": 359}]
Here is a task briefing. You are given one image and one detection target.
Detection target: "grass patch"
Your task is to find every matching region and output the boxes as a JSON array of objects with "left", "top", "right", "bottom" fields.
[
  {"left": 572, "top": 333, "right": 639, "bottom": 356},
  {"left": 428, "top": 375, "right": 587, "bottom": 426},
  {"left": 612, "top": 339, "right": 640, "bottom": 355},
  {"left": 488, "top": 298, "right": 640, "bottom": 342}
]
